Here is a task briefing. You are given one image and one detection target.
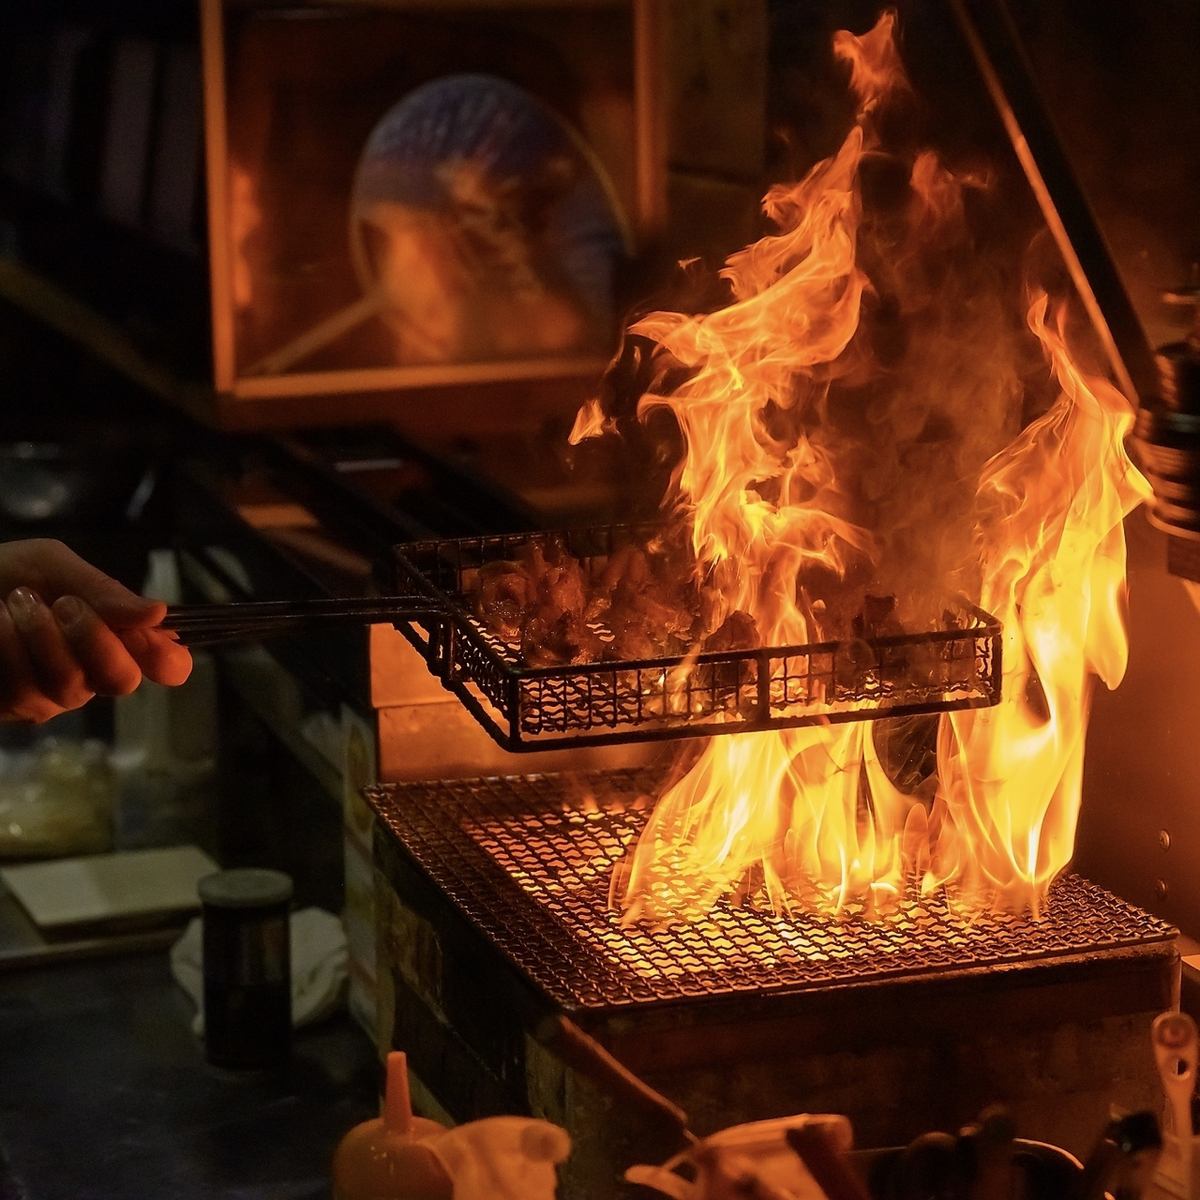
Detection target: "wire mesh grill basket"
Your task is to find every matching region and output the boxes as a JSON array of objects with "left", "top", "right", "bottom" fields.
[{"left": 387, "top": 525, "right": 1002, "bottom": 751}]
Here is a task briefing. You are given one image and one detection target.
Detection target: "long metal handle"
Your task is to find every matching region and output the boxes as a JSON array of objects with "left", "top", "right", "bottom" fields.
[
  {"left": 162, "top": 595, "right": 444, "bottom": 648},
  {"left": 536, "top": 1015, "right": 695, "bottom": 1146}
]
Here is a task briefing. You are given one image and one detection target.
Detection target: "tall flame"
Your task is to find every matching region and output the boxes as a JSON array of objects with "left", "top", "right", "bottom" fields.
[
  {"left": 576, "top": 11, "right": 1149, "bottom": 921},
  {"left": 929, "top": 296, "right": 1150, "bottom": 907}
]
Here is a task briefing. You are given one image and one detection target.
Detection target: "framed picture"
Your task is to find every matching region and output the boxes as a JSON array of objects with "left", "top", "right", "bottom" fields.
[{"left": 200, "top": 0, "right": 668, "bottom": 403}]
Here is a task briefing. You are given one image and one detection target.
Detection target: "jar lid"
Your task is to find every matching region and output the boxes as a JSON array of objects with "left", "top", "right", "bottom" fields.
[{"left": 198, "top": 868, "right": 293, "bottom": 909}]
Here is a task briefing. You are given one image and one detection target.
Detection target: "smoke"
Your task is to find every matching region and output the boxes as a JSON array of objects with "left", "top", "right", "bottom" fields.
[{"left": 580, "top": 10, "right": 1050, "bottom": 635}]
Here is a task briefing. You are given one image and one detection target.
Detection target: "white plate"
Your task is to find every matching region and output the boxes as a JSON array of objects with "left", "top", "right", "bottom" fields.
[{"left": 1, "top": 845, "right": 218, "bottom": 930}]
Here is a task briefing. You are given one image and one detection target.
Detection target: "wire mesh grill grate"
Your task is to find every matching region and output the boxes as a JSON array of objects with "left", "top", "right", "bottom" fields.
[{"left": 367, "top": 769, "right": 1176, "bottom": 1014}]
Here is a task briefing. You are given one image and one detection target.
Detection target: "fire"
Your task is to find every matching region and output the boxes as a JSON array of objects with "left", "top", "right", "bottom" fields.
[
  {"left": 574, "top": 11, "right": 1149, "bottom": 921},
  {"left": 930, "top": 296, "right": 1150, "bottom": 906}
]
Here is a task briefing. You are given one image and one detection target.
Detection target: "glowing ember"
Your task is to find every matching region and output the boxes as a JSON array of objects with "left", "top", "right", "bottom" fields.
[{"left": 571, "top": 11, "right": 1149, "bottom": 921}]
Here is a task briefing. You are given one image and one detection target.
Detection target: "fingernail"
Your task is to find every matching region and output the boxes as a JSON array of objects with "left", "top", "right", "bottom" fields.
[
  {"left": 7, "top": 587, "right": 41, "bottom": 627},
  {"left": 53, "top": 596, "right": 85, "bottom": 627}
]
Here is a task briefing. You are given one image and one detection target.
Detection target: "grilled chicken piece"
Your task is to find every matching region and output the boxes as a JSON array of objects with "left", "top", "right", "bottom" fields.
[
  {"left": 703, "top": 609, "right": 760, "bottom": 652},
  {"left": 473, "top": 535, "right": 761, "bottom": 667},
  {"left": 602, "top": 621, "right": 660, "bottom": 662},
  {"left": 595, "top": 544, "right": 650, "bottom": 602},
  {"left": 474, "top": 561, "right": 534, "bottom": 641},
  {"left": 520, "top": 539, "right": 587, "bottom": 615},
  {"left": 852, "top": 593, "right": 904, "bottom": 638},
  {"left": 521, "top": 610, "right": 603, "bottom": 666},
  {"left": 510, "top": 537, "right": 598, "bottom": 664}
]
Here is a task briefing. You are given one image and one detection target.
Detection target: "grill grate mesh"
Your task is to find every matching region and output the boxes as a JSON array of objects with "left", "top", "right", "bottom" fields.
[{"left": 367, "top": 769, "right": 1176, "bottom": 1014}]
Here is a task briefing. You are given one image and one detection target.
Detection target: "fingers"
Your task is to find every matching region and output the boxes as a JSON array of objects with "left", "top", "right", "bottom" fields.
[
  {"left": 0, "top": 537, "right": 195, "bottom": 720},
  {"left": 0, "top": 541, "right": 196, "bottom": 723},
  {"left": 6, "top": 539, "right": 164, "bottom": 629},
  {"left": 51, "top": 596, "right": 143, "bottom": 697},
  {"left": 119, "top": 625, "right": 193, "bottom": 688},
  {"left": 2, "top": 588, "right": 93, "bottom": 718},
  {"left": 0, "top": 589, "right": 172, "bottom": 724},
  {"left": 0, "top": 603, "right": 64, "bottom": 723}
]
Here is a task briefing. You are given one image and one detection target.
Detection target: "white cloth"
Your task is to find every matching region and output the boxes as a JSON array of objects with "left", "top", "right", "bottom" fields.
[
  {"left": 170, "top": 906, "right": 348, "bottom": 1035},
  {"left": 626, "top": 1115, "right": 851, "bottom": 1200},
  {"left": 425, "top": 1118, "right": 570, "bottom": 1200}
]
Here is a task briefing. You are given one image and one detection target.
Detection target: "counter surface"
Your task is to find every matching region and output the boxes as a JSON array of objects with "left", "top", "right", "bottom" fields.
[{"left": 0, "top": 950, "right": 377, "bottom": 1199}]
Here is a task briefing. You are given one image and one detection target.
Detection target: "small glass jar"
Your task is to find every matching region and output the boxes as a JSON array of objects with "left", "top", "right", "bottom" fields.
[{"left": 198, "top": 868, "right": 293, "bottom": 1070}]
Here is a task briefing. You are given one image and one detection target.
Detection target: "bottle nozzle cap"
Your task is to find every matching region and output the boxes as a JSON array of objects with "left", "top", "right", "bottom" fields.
[{"left": 384, "top": 1050, "right": 414, "bottom": 1136}]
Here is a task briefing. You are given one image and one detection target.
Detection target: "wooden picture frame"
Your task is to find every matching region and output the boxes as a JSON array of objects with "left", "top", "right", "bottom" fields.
[{"left": 200, "top": 0, "right": 667, "bottom": 403}]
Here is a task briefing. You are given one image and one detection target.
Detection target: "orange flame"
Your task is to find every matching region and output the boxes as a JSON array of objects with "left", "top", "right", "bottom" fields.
[
  {"left": 577, "top": 11, "right": 1148, "bottom": 921},
  {"left": 928, "top": 296, "right": 1150, "bottom": 908}
]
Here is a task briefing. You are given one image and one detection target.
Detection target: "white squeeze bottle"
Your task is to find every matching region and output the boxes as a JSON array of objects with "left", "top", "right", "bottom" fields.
[{"left": 331, "top": 1052, "right": 451, "bottom": 1200}]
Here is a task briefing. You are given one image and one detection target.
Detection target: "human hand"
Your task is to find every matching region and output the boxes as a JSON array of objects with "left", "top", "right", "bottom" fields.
[{"left": 0, "top": 539, "right": 192, "bottom": 723}]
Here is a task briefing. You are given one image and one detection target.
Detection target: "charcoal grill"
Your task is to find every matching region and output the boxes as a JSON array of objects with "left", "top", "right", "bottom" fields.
[
  {"left": 367, "top": 768, "right": 1173, "bottom": 1014},
  {"left": 368, "top": 768, "right": 1179, "bottom": 1193},
  {"left": 386, "top": 525, "right": 1003, "bottom": 751}
]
